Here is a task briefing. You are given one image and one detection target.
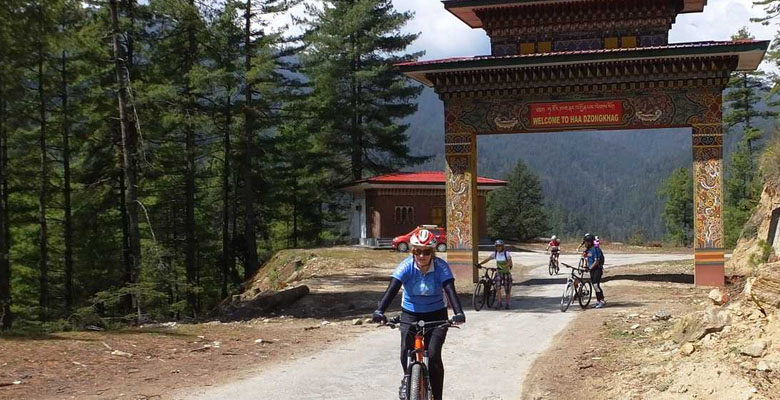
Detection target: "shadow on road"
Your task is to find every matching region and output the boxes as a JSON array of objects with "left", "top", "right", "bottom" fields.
[
  {"left": 515, "top": 277, "right": 568, "bottom": 286},
  {"left": 603, "top": 273, "right": 694, "bottom": 284}
]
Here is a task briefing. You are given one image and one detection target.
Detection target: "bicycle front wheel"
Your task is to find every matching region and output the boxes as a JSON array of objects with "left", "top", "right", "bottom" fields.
[
  {"left": 472, "top": 280, "right": 486, "bottom": 311},
  {"left": 578, "top": 281, "right": 593, "bottom": 308},
  {"left": 560, "top": 282, "right": 574, "bottom": 312},
  {"left": 548, "top": 259, "right": 555, "bottom": 276},
  {"left": 409, "top": 363, "right": 427, "bottom": 400}
]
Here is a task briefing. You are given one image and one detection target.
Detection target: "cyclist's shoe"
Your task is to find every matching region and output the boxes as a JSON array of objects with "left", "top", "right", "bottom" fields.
[
  {"left": 594, "top": 301, "right": 605, "bottom": 309},
  {"left": 504, "top": 303, "right": 510, "bottom": 310}
]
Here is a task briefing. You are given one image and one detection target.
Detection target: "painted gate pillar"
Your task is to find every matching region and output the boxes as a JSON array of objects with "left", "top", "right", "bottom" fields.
[
  {"left": 692, "top": 121, "right": 725, "bottom": 287},
  {"left": 444, "top": 132, "right": 479, "bottom": 283}
]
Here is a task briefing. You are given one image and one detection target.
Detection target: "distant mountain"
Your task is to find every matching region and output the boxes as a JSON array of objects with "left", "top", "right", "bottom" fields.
[{"left": 404, "top": 87, "right": 772, "bottom": 241}]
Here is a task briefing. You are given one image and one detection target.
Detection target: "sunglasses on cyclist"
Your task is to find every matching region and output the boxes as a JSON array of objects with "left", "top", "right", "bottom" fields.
[{"left": 412, "top": 249, "right": 433, "bottom": 256}]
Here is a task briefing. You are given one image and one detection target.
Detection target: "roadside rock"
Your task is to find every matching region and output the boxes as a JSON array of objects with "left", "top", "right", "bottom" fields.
[
  {"left": 653, "top": 310, "right": 672, "bottom": 321},
  {"left": 745, "top": 262, "right": 780, "bottom": 310},
  {"left": 757, "top": 361, "right": 771, "bottom": 371},
  {"left": 672, "top": 307, "right": 731, "bottom": 343},
  {"left": 709, "top": 288, "right": 728, "bottom": 305},
  {"left": 352, "top": 318, "right": 363, "bottom": 326},
  {"left": 110, "top": 350, "right": 133, "bottom": 358},
  {"left": 680, "top": 343, "right": 695, "bottom": 356},
  {"left": 740, "top": 341, "right": 767, "bottom": 358}
]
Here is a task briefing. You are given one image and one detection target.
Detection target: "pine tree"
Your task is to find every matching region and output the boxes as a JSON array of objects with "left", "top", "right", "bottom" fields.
[
  {"left": 299, "top": 0, "right": 425, "bottom": 182},
  {"left": 486, "top": 160, "right": 549, "bottom": 241},
  {"left": 658, "top": 167, "right": 693, "bottom": 246},
  {"left": 723, "top": 28, "right": 772, "bottom": 247}
]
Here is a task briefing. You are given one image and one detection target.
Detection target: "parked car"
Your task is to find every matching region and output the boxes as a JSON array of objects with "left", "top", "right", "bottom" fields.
[{"left": 392, "top": 225, "right": 447, "bottom": 253}]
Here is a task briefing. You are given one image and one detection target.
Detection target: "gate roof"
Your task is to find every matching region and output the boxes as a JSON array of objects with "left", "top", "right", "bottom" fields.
[{"left": 398, "top": 41, "right": 768, "bottom": 88}]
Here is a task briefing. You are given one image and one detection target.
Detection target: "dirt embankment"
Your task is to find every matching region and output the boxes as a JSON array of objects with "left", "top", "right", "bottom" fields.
[
  {"left": 217, "top": 248, "right": 407, "bottom": 321},
  {"left": 523, "top": 261, "right": 780, "bottom": 400}
]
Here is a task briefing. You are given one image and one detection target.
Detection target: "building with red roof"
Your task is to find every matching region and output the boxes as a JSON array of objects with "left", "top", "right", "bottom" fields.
[{"left": 339, "top": 171, "right": 506, "bottom": 246}]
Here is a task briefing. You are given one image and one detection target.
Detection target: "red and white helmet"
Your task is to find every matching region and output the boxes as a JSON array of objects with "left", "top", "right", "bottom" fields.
[{"left": 410, "top": 229, "right": 437, "bottom": 249}]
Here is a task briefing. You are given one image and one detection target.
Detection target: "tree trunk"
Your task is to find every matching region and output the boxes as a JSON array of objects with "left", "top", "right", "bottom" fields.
[
  {"left": 243, "top": 0, "right": 258, "bottom": 280},
  {"left": 184, "top": 0, "right": 198, "bottom": 317},
  {"left": 118, "top": 149, "right": 131, "bottom": 313},
  {"left": 37, "top": 10, "right": 50, "bottom": 321},
  {"left": 61, "top": 50, "right": 74, "bottom": 313},
  {"left": 110, "top": 0, "right": 142, "bottom": 318},
  {"left": 221, "top": 96, "right": 232, "bottom": 299},
  {"left": 0, "top": 64, "right": 12, "bottom": 330}
]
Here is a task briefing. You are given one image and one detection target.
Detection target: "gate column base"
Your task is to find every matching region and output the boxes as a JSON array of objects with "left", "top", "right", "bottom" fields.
[{"left": 694, "top": 248, "right": 725, "bottom": 287}]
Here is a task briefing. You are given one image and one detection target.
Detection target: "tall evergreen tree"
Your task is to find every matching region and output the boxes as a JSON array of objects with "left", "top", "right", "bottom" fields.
[
  {"left": 486, "top": 160, "right": 549, "bottom": 241},
  {"left": 299, "top": 0, "right": 425, "bottom": 182},
  {"left": 658, "top": 167, "right": 693, "bottom": 246},
  {"left": 723, "top": 28, "right": 772, "bottom": 247}
]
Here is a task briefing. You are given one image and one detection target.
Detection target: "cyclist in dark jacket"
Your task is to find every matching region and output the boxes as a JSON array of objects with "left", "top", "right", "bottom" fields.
[
  {"left": 373, "top": 229, "right": 465, "bottom": 400},
  {"left": 582, "top": 233, "right": 606, "bottom": 308}
]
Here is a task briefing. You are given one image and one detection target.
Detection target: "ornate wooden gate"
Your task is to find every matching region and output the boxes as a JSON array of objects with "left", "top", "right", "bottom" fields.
[{"left": 399, "top": 0, "right": 768, "bottom": 286}]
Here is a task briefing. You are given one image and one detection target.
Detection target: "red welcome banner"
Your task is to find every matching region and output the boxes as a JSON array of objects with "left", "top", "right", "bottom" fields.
[{"left": 529, "top": 100, "right": 624, "bottom": 128}]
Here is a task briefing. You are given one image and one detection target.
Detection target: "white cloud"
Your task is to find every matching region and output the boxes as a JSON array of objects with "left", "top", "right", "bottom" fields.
[
  {"left": 272, "top": 0, "right": 778, "bottom": 65},
  {"left": 396, "top": 0, "right": 778, "bottom": 61}
]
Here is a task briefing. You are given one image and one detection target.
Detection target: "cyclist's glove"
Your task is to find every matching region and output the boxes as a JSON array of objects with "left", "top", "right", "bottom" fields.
[
  {"left": 452, "top": 313, "right": 466, "bottom": 324},
  {"left": 372, "top": 310, "right": 387, "bottom": 324}
]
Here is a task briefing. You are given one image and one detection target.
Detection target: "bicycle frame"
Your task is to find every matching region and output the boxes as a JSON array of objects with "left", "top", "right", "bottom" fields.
[{"left": 386, "top": 317, "right": 455, "bottom": 400}]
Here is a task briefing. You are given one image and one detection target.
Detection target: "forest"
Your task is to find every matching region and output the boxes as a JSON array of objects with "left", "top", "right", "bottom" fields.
[{"left": 0, "top": 0, "right": 423, "bottom": 330}]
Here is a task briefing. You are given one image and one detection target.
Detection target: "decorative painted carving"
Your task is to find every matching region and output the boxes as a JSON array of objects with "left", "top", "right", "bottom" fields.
[
  {"left": 693, "top": 125, "right": 724, "bottom": 249},
  {"left": 445, "top": 154, "right": 473, "bottom": 249}
]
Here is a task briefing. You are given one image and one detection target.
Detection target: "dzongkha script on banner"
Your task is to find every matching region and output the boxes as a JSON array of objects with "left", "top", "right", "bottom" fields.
[{"left": 529, "top": 100, "right": 624, "bottom": 128}]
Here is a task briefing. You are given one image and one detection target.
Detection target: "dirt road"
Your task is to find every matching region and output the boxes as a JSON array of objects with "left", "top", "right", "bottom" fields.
[{"left": 181, "top": 251, "right": 692, "bottom": 400}]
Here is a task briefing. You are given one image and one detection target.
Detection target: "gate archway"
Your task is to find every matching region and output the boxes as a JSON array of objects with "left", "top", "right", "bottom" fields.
[{"left": 398, "top": 0, "right": 768, "bottom": 287}]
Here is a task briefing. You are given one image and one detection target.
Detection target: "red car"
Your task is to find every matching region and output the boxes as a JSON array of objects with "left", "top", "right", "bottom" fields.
[{"left": 392, "top": 225, "right": 447, "bottom": 252}]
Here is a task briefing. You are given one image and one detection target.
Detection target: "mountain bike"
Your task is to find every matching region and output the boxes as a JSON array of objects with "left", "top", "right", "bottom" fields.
[
  {"left": 385, "top": 316, "right": 458, "bottom": 400},
  {"left": 548, "top": 250, "right": 560, "bottom": 275},
  {"left": 472, "top": 264, "right": 497, "bottom": 311},
  {"left": 559, "top": 262, "right": 593, "bottom": 312}
]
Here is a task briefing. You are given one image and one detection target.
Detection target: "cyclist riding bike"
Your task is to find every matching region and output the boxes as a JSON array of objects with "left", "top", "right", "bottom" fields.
[
  {"left": 546, "top": 235, "right": 561, "bottom": 262},
  {"left": 582, "top": 233, "right": 606, "bottom": 308},
  {"left": 478, "top": 240, "right": 513, "bottom": 309},
  {"left": 372, "top": 229, "right": 466, "bottom": 400}
]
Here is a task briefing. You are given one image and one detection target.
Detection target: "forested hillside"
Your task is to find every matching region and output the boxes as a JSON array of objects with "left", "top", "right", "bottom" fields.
[{"left": 407, "top": 87, "right": 768, "bottom": 241}]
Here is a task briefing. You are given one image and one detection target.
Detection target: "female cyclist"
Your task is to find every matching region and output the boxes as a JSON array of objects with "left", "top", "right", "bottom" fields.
[{"left": 372, "top": 229, "right": 465, "bottom": 400}]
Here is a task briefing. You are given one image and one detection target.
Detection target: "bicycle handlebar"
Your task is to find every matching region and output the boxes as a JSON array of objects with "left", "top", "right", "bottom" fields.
[
  {"left": 383, "top": 316, "right": 459, "bottom": 330},
  {"left": 474, "top": 264, "right": 497, "bottom": 271},
  {"left": 560, "top": 263, "right": 588, "bottom": 273}
]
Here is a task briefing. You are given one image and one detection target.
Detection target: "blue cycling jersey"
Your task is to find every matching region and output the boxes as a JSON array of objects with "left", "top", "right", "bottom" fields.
[
  {"left": 391, "top": 256, "right": 455, "bottom": 313},
  {"left": 586, "top": 247, "right": 603, "bottom": 269}
]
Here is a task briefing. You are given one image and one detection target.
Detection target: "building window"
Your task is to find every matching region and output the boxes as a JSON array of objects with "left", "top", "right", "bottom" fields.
[
  {"left": 431, "top": 207, "right": 445, "bottom": 227},
  {"left": 395, "top": 206, "right": 415, "bottom": 225},
  {"left": 604, "top": 37, "right": 618, "bottom": 49},
  {"left": 537, "top": 41, "right": 552, "bottom": 53}
]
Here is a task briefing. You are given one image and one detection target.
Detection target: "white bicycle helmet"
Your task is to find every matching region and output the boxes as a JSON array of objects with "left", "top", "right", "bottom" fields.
[
  {"left": 551, "top": 235, "right": 557, "bottom": 241},
  {"left": 410, "top": 229, "right": 437, "bottom": 248}
]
